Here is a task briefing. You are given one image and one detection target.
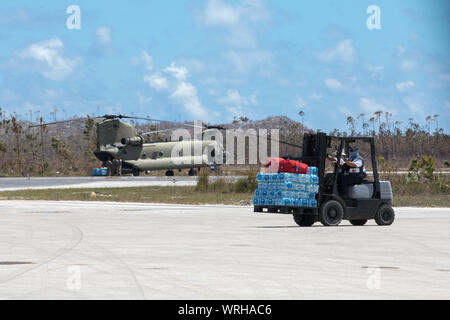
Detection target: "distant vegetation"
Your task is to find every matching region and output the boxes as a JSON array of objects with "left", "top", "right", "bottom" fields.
[{"left": 0, "top": 107, "right": 449, "bottom": 177}]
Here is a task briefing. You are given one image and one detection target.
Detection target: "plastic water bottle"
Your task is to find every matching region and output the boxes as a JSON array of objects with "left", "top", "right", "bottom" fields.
[
  {"left": 256, "top": 173, "right": 263, "bottom": 182},
  {"left": 309, "top": 199, "right": 317, "bottom": 207},
  {"left": 282, "top": 198, "right": 291, "bottom": 206},
  {"left": 253, "top": 197, "right": 259, "bottom": 205},
  {"left": 308, "top": 166, "right": 318, "bottom": 175}
]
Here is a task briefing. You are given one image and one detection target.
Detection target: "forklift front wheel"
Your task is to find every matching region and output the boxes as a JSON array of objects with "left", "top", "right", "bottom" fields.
[
  {"left": 375, "top": 204, "right": 395, "bottom": 226},
  {"left": 293, "top": 213, "right": 315, "bottom": 227},
  {"left": 319, "top": 200, "right": 344, "bottom": 226},
  {"left": 349, "top": 219, "right": 368, "bottom": 226}
]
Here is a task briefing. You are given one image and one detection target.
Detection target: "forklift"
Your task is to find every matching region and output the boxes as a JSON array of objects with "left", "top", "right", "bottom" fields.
[{"left": 254, "top": 133, "right": 395, "bottom": 227}]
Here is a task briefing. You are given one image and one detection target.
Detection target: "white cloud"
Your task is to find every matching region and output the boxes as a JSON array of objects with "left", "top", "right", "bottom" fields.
[
  {"left": 199, "top": 0, "right": 270, "bottom": 48},
  {"left": 224, "top": 49, "right": 273, "bottom": 75},
  {"left": 445, "top": 100, "right": 450, "bottom": 110},
  {"left": 142, "top": 59, "right": 210, "bottom": 120},
  {"left": 338, "top": 106, "right": 352, "bottom": 116},
  {"left": 170, "top": 82, "right": 208, "bottom": 119},
  {"left": 396, "top": 80, "right": 415, "bottom": 92},
  {"left": 202, "top": 0, "right": 269, "bottom": 28},
  {"left": 400, "top": 59, "right": 416, "bottom": 71},
  {"left": 203, "top": 0, "right": 241, "bottom": 27},
  {"left": 0, "top": 89, "right": 20, "bottom": 102},
  {"left": 402, "top": 95, "right": 425, "bottom": 114},
  {"left": 16, "top": 38, "right": 81, "bottom": 80},
  {"left": 164, "top": 62, "right": 188, "bottom": 81},
  {"left": 96, "top": 26, "right": 112, "bottom": 45},
  {"left": 293, "top": 95, "right": 307, "bottom": 108},
  {"left": 433, "top": 73, "right": 450, "bottom": 88},
  {"left": 249, "top": 92, "right": 258, "bottom": 105},
  {"left": 218, "top": 88, "right": 259, "bottom": 117},
  {"left": 397, "top": 45, "right": 406, "bottom": 56},
  {"left": 219, "top": 88, "right": 248, "bottom": 116},
  {"left": 137, "top": 91, "right": 151, "bottom": 104},
  {"left": 324, "top": 78, "right": 343, "bottom": 91},
  {"left": 318, "top": 39, "right": 356, "bottom": 63},
  {"left": 144, "top": 73, "right": 169, "bottom": 91},
  {"left": 360, "top": 97, "right": 396, "bottom": 115},
  {"left": 131, "top": 50, "right": 153, "bottom": 70},
  {"left": 309, "top": 93, "right": 322, "bottom": 100}
]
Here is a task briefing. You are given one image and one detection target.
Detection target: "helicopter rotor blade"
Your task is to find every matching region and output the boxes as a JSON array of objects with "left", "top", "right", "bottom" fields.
[
  {"left": 139, "top": 128, "right": 179, "bottom": 135},
  {"left": 28, "top": 117, "right": 95, "bottom": 128}
]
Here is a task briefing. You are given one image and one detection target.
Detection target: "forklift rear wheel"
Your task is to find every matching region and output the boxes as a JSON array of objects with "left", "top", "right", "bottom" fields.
[
  {"left": 132, "top": 169, "right": 140, "bottom": 176},
  {"left": 319, "top": 200, "right": 344, "bottom": 226},
  {"left": 375, "top": 204, "right": 395, "bottom": 226},
  {"left": 293, "top": 213, "right": 315, "bottom": 227},
  {"left": 349, "top": 219, "right": 368, "bottom": 226}
]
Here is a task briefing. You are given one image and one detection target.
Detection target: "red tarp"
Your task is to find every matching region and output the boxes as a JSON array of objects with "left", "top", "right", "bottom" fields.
[{"left": 264, "top": 158, "right": 308, "bottom": 174}]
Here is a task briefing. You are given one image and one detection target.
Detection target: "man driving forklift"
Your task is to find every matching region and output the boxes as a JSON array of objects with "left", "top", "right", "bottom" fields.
[{"left": 337, "top": 145, "right": 367, "bottom": 197}]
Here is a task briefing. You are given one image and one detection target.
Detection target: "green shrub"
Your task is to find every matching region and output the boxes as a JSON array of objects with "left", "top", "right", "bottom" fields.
[
  {"left": 432, "top": 174, "right": 450, "bottom": 194},
  {"left": 210, "top": 178, "right": 233, "bottom": 193},
  {"left": 408, "top": 155, "right": 435, "bottom": 181},
  {"left": 195, "top": 171, "right": 209, "bottom": 192}
]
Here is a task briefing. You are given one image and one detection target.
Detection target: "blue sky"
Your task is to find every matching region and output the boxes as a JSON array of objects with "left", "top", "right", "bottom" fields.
[{"left": 0, "top": 0, "right": 449, "bottom": 132}]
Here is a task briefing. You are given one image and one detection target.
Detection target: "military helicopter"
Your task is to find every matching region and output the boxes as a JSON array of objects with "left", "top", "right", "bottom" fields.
[{"left": 31, "top": 114, "right": 226, "bottom": 176}]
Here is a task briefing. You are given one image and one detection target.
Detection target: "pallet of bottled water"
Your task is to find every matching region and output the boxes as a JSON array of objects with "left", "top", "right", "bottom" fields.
[{"left": 253, "top": 167, "right": 319, "bottom": 209}]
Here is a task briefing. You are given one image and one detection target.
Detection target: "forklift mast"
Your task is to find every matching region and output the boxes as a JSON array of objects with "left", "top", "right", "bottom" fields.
[{"left": 294, "top": 132, "right": 329, "bottom": 186}]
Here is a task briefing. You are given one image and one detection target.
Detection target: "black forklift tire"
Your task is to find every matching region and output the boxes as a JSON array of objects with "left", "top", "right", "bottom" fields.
[
  {"left": 132, "top": 169, "right": 140, "bottom": 176},
  {"left": 349, "top": 219, "right": 368, "bottom": 226},
  {"left": 319, "top": 200, "right": 344, "bottom": 226},
  {"left": 375, "top": 204, "right": 395, "bottom": 226},
  {"left": 293, "top": 213, "right": 315, "bottom": 227}
]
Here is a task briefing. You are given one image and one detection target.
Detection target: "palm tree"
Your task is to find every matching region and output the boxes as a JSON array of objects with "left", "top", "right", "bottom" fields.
[
  {"left": 298, "top": 110, "right": 305, "bottom": 136},
  {"left": 346, "top": 116, "right": 355, "bottom": 135}
]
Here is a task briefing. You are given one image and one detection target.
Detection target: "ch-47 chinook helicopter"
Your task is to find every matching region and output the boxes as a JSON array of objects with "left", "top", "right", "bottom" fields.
[{"left": 31, "top": 114, "right": 227, "bottom": 176}]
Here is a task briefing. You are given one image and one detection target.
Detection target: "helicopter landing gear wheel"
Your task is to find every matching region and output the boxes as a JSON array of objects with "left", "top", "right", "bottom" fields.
[
  {"left": 165, "top": 170, "right": 174, "bottom": 176},
  {"left": 188, "top": 169, "right": 197, "bottom": 176}
]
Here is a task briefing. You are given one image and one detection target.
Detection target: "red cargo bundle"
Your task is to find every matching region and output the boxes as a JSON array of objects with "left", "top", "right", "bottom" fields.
[{"left": 264, "top": 158, "right": 308, "bottom": 174}]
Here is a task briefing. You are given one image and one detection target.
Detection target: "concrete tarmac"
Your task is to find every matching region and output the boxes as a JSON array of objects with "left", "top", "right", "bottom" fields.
[{"left": 0, "top": 200, "right": 449, "bottom": 299}]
